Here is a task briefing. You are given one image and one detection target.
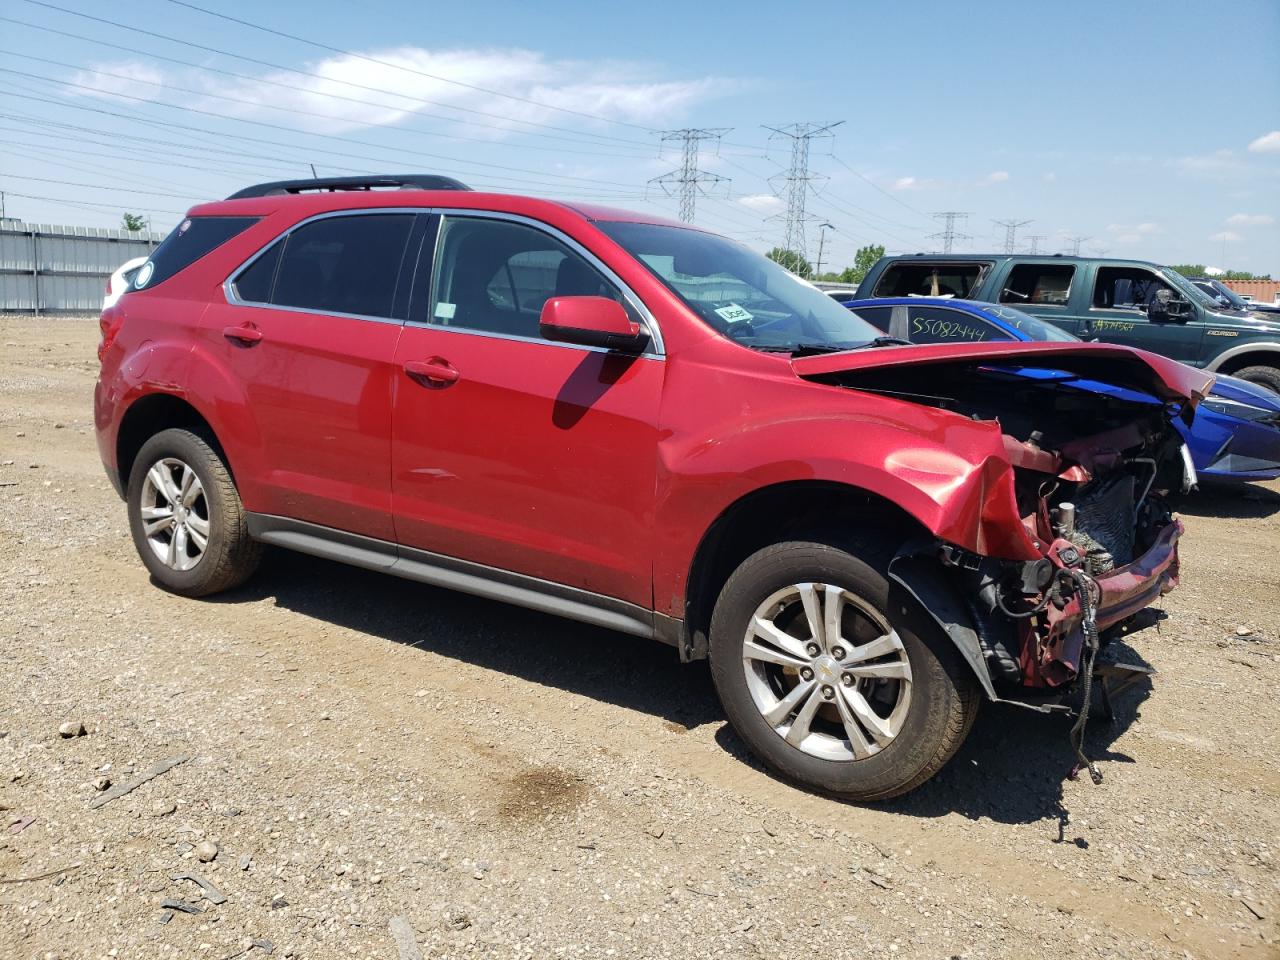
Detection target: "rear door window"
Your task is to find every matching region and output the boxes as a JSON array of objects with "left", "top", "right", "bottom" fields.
[
  {"left": 131, "top": 216, "right": 259, "bottom": 291},
  {"left": 872, "top": 261, "right": 989, "bottom": 298},
  {"left": 269, "top": 214, "right": 415, "bottom": 319},
  {"left": 999, "top": 264, "right": 1075, "bottom": 307},
  {"left": 904, "top": 306, "right": 1000, "bottom": 344}
]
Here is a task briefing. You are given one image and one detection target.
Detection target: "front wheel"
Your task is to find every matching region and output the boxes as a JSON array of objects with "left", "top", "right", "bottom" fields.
[
  {"left": 709, "top": 539, "right": 978, "bottom": 801},
  {"left": 126, "top": 428, "right": 261, "bottom": 597},
  {"left": 1233, "top": 365, "right": 1280, "bottom": 394}
]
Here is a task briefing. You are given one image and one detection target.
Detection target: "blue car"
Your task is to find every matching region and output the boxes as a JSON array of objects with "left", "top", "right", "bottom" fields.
[{"left": 843, "top": 297, "right": 1280, "bottom": 483}]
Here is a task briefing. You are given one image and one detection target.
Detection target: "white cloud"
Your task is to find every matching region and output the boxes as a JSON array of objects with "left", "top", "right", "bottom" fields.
[
  {"left": 1225, "top": 212, "right": 1274, "bottom": 226},
  {"left": 1105, "top": 222, "right": 1160, "bottom": 243},
  {"left": 978, "top": 170, "right": 1009, "bottom": 186},
  {"left": 1209, "top": 230, "right": 1243, "bottom": 244},
  {"left": 68, "top": 48, "right": 730, "bottom": 135},
  {"left": 69, "top": 60, "right": 166, "bottom": 102},
  {"left": 1247, "top": 130, "right": 1280, "bottom": 154},
  {"left": 1042, "top": 172, "right": 1056, "bottom": 182},
  {"left": 736, "top": 194, "right": 782, "bottom": 212},
  {"left": 1171, "top": 149, "right": 1243, "bottom": 178},
  {"left": 892, "top": 176, "right": 920, "bottom": 191}
]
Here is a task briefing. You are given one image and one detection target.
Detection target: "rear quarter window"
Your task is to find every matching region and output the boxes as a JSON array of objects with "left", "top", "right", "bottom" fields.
[
  {"left": 872, "top": 261, "right": 990, "bottom": 299},
  {"left": 131, "top": 216, "right": 259, "bottom": 291}
]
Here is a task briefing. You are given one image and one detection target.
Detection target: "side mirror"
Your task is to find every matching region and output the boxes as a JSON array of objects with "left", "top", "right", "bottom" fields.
[
  {"left": 540, "top": 296, "right": 648, "bottom": 352},
  {"left": 1146, "top": 288, "right": 1190, "bottom": 323}
]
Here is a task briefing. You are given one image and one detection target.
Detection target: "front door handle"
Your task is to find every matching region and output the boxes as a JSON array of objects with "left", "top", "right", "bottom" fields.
[
  {"left": 223, "top": 323, "right": 263, "bottom": 346},
  {"left": 404, "top": 357, "right": 459, "bottom": 388}
]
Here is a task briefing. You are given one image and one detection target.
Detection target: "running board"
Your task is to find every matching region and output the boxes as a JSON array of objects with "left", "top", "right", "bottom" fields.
[{"left": 246, "top": 514, "right": 660, "bottom": 642}]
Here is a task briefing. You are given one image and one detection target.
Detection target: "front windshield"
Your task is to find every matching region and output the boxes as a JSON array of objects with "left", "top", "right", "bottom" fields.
[
  {"left": 973, "top": 304, "right": 1077, "bottom": 342},
  {"left": 598, "top": 221, "right": 881, "bottom": 351},
  {"left": 1161, "top": 268, "right": 1224, "bottom": 309},
  {"left": 1205, "top": 280, "right": 1247, "bottom": 310}
]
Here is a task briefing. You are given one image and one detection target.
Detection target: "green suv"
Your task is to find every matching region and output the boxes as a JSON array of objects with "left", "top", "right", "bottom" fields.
[{"left": 855, "top": 254, "right": 1280, "bottom": 392}]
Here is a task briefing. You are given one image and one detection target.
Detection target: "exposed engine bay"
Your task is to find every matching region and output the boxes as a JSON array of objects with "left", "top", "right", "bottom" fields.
[{"left": 822, "top": 360, "right": 1189, "bottom": 694}]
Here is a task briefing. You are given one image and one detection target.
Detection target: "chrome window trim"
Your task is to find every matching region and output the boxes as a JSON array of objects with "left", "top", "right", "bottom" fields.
[{"left": 222, "top": 206, "right": 666, "bottom": 356}]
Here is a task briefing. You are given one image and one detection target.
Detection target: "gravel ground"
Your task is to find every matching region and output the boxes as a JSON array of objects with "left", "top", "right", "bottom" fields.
[{"left": 1, "top": 314, "right": 1277, "bottom": 960}]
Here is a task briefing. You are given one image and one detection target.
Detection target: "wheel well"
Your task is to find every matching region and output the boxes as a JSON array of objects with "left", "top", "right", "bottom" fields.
[
  {"left": 680, "top": 481, "right": 927, "bottom": 660},
  {"left": 115, "top": 394, "right": 224, "bottom": 490},
  {"left": 1216, "top": 349, "right": 1280, "bottom": 377}
]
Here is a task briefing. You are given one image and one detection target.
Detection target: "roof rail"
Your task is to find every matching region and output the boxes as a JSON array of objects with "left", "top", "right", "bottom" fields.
[{"left": 226, "top": 174, "right": 471, "bottom": 200}]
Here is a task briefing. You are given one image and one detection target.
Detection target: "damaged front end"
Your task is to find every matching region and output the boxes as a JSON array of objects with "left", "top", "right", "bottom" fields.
[{"left": 794, "top": 343, "right": 1213, "bottom": 742}]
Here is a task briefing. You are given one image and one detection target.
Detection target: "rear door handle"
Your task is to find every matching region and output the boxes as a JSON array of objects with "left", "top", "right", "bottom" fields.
[
  {"left": 404, "top": 357, "right": 459, "bottom": 388},
  {"left": 223, "top": 324, "right": 263, "bottom": 345}
]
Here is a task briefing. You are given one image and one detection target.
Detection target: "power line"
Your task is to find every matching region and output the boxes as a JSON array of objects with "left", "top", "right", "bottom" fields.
[
  {"left": 648, "top": 129, "right": 731, "bottom": 223},
  {"left": 992, "top": 218, "right": 1032, "bottom": 254},
  {"left": 828, "top": 154, "right": 933, "bottom": 223},
  {"left": 1067, "top": 235, "right": 1091, "bottom": 255},
  {"left": 0, "top": 71, "right": 648, "bottom": 191},
  {"left": 763, "top": 121, "right": 842, "bottom": 263},
  {"left": 3, "top": 6, "right": 654, "bottom": 149},
  {"left": 1026, "top": 235, "right": 1047, "bottom": 254},
  {"left": 929, "top": 212, "right": 971, "bottom": 254}
]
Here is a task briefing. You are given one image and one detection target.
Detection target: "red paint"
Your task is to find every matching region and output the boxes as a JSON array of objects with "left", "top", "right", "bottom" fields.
[{"left": 95, "top": 188, "right": 1206, "bottom": 630}]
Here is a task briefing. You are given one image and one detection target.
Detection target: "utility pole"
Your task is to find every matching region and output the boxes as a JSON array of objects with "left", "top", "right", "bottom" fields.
[
  {"left": 992, "top": 218, "right": 1032, "bottom": 255},
  {"left": 763, "top": 121, "right": 843, "bottom": 264},
  {"left": 929, "top": 212, "right": 971, "bottom": 254},
  {"left": 648, "top": 128, "right": 731, "bottom": 223},
  {"left": 1026, "top": 234, "right": 1046, "bottom": 254},
  {"left": 813, "top": 222, "right": 834, "bottom": 279},
  {"left": 1067, "top": 235, "right": 1091, "bottom": 255}
]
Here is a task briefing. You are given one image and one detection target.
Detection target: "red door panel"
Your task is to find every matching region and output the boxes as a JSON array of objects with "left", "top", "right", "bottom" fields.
[
  {"left": 391, "top": 327, "right": 663, "bottom": 606},
  {"left": 202, "top": 301, "right": 401, "bottom": 540}
]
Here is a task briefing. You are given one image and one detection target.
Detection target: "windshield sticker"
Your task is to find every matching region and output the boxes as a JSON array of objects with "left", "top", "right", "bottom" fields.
[
  {"left": 133, "top": 261, "right": 155, "bottom": 289},
  {"left": 714, "top": 303, "right": 753, "bottom": 324},
  {"left": 434, "top": 302, "right": 457, "bottom": 320}
]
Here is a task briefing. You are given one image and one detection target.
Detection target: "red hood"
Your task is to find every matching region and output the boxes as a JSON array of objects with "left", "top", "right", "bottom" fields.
[{"left": 792, "top": 341, "right": 1214, "bottom": 409}]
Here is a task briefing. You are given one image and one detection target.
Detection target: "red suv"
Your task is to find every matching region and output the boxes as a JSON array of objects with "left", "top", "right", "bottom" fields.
[{"left": 95, "top": 175, "right": 1211, "bottom": 800}]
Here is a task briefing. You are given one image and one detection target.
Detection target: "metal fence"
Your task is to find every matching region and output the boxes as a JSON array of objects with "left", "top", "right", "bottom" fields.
[{"left": 0, "top": 218, "right": 166, "bottom": 314}]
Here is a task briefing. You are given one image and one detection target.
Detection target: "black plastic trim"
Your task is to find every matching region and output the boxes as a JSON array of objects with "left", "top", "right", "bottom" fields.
[
  {"left": 227, "top": 175, "right": 471, "bottom": 200},
  {"left": 245, "top": 514, "right": 668, "bottom": 643}
]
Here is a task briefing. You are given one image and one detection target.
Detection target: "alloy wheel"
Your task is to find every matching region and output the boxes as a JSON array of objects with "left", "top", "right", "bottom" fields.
[{"left": 138, "top": 457, "right": 210, "bottom": 572}]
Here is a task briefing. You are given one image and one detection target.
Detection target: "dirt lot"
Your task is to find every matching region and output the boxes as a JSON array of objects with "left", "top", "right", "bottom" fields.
[{"left": 1, "top": 315, "right": 1277, "bottom": 960}]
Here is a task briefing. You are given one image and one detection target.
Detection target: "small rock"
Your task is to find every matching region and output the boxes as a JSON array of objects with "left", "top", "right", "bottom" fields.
[
  {"left": 152, "top": 801, "right": 177, "bottom": 817},
  {"left": 644, "top": 824, "right": 665, "bottom": 839},
  {"left": 369, "top": 873, "right": 382, "bottom": 884},
  {"left": 53, "top": 423, "right": 64, "bottom": 429},
  {"left": 195, "top": 841, "right": 218, "bottom": 863},
  {"left": 238, "top": 854, "right": 252, "bottom": 871},
  {"left": 1236, "top": 626, "right": 1253, "bottom": 637},
  {"left": 57, "top": 721, "right": 86, "bottom": 738},
  {"left": 92, "top": 776, "right": 111, "bottom": 791},
  {"left": 269, "top": 895, "right": 288, "bottom": 910},
  {"left": 445, "top": 909, "right": 471, "bottom": 931}
]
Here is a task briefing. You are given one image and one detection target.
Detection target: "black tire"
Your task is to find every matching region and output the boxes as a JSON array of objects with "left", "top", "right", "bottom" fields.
[
  {"left": 1232, "top": 365, "right": 1280, "bottom": 394},
  {"left": 126, "top": 427, "right": 261, "bottom": 597},
  {"left": 709, "top": 538, "right": 978, "bottom": 801}
]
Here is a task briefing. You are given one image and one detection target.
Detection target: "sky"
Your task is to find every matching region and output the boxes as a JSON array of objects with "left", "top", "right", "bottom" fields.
[{"left": 1, "top": 0, "right": 1277, "bottom": 274}]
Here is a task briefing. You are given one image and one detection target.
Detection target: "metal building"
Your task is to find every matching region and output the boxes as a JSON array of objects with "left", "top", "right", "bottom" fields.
[{"left": 0, "top": 218, "right": 165, "bottom": 314}]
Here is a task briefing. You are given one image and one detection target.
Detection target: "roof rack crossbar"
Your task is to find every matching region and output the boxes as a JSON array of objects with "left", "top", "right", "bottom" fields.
[{"left": 226, "top": 174, "right": 471, "bottom": 200}]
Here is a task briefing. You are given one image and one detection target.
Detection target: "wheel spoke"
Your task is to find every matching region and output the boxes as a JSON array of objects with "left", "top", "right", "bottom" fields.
[
  {"left": 143, "top": 514, "right": 174, "bottom": 536},
  {"left": 822, "top": 584, "right": 844, "bottom": 652},
  {"left": 783, "top": 683, "right": 824, "bottom": 747},
  {"left": 751, "top": 616, "right": 811, "bottom": 662},
  {"left": 844, "top": 631, "right": 905, "bottom": 665},
  {"left": 761, "top": 677, "right": 816, "bottom": 727},
  {"left": 186, "top": 523, "right": 208, "bottom": 552},
  {"left": 839, "top": 684, "right": 896, "bottom": 744},
  {"left": 834, "top": 688, "right": 875, "bottom": 759},
  {"left": 147, "top": 464, "right": 178, "bottom": 506},
  {"left": 844, "top": 660, "right": 912, "bottom": 681},
  {"left": 178, "top": 465, "right": 199, "bottom": 507},
  {"left": 743, "top": 637, "right": 808, "bottom": 670},
  {"left": 174, "top": 524, "right": 191, "bottom": 569},
  {"left": 186, "top": 513, "right": 209, "bottom": 537},
  {"left": 797, "top": 583, "right": 825, "bottom": 648}
]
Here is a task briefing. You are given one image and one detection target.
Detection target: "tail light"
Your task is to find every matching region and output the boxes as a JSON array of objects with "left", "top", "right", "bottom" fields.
[{"left": 98, "top": 306, "right": 124, "bottom": 362}]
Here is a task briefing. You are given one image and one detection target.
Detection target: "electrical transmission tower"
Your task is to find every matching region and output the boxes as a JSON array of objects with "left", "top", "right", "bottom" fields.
[
  {"left": 1067, "top": 235, "right": 1091, "bottom": 255},
  {"left": 929, "top": 212, "right": 972, "bottom": 254},
  {"left": 993, "top": 218, "right": 1032, "bottom": 254},
  {"left": 1026, "top": 234, "right": 1046, "bottom": 254},
  {"left": 648, "top": 128, "right": 731, "bottom": 223},
  {"left": 763, "top": 121, "right": 843, "bottom": 264}
]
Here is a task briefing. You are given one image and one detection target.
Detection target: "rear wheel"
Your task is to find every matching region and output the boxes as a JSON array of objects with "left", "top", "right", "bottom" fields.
[
  {"left": 1233, "top": 365, "right": 1280, "bottom": 394},
  {"left": 709, "top": 539, "right": 978, "bottom": 801},
  {"left": 126, "top": 428, "right": 261, "bottom": 597}
]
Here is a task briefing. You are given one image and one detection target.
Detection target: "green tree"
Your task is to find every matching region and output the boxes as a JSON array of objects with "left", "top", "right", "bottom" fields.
[
  {"left": 121, "top": 213, "right": 146, "bottom": 232},
  {"left": 1221, "top": 269, "right": 1272, "bottom": 280},
  {"left": 1167, "top": 264, "right": 1206, "bottom": 278},
  {"left": 766, "top": 247, "right": 812, "bottom": 279},
  {"left": 837, "top": 244, "right": 886, "bottom": 285}
]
